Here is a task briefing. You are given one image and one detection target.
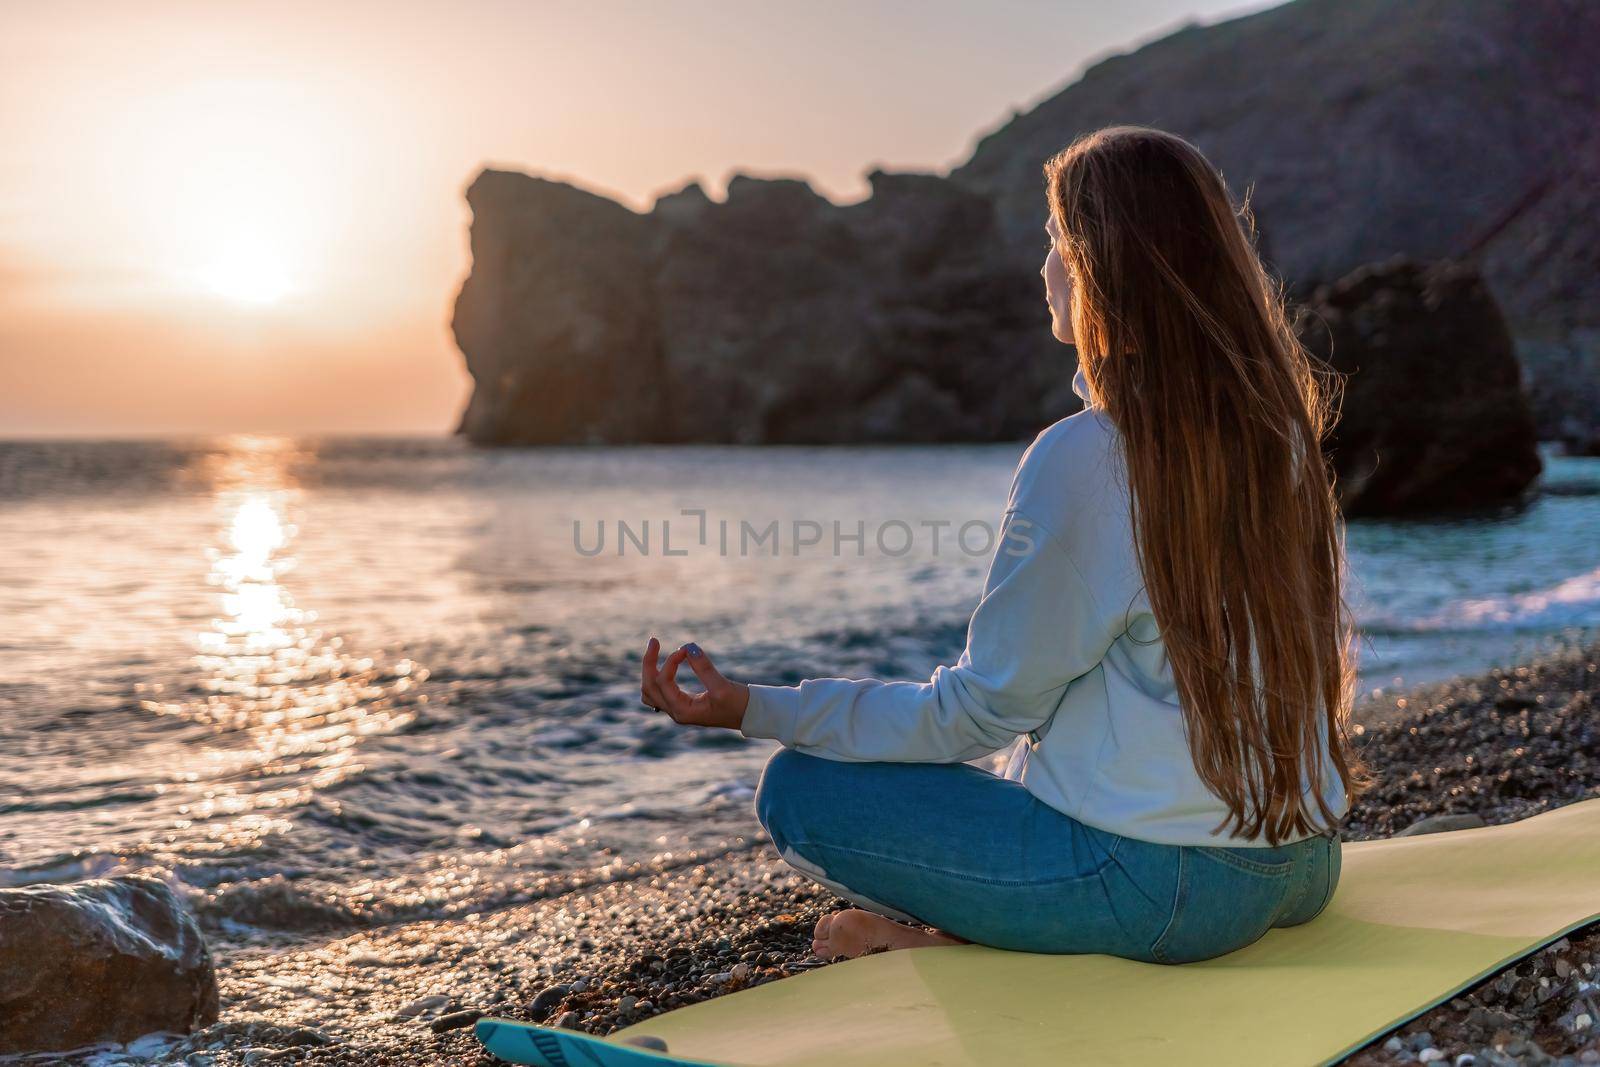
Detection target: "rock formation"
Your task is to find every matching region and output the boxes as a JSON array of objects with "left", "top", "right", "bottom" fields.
[
  {"left": 452, "top": 165, "right": 1544, "bottom": 512},
  {"left": 0, "top": 876, "right": 219, "bottom": 1054},
  {"left": 453, "top": 169, "right": 1071, "bottom": 445},
  {"left": 1296, "top": 259, "right": 1542, "bottom": 515},
  {"left": 947, "top": 0, "right": 1600, "bottom": 441}
]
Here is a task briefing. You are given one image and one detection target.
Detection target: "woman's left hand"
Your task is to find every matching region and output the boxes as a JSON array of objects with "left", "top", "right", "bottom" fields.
[{"left": 639, "top": 638, "right": 750, "bottom": 730}]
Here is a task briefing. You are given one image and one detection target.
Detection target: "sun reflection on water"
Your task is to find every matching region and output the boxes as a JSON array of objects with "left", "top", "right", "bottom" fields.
[
  {"left": 141, "top": 435, "right": 426, "bottom": 830},
  {"left": 202, "top": 492, "right": 297, "bottom": 657}
]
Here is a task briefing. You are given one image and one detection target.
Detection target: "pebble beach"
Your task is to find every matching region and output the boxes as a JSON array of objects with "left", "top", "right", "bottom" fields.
[{"left": 33, "top": 636, "right": 1593, "bottom": 1067}]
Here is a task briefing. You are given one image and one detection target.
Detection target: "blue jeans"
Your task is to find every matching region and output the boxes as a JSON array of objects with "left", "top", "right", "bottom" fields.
[{"left": 754, "top": 749, "right": 1340, "bottom": 963}]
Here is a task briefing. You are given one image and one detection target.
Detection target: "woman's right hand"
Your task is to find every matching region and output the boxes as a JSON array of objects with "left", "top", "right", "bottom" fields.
[{"left": 639, "top": 637, "right": 750, "bottom": 731}]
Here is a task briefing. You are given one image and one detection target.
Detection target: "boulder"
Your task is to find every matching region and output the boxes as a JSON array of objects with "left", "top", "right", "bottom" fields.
[
  {"left": 0, "top": 875, "right": 219, "bottom": 1055},
  {"left": 1295, "top": 258, "right": 1543, "bottom": 515}
]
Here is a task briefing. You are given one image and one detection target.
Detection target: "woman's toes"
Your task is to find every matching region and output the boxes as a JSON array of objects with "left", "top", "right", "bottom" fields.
[
  {"left": 812, "top": 910, "right": 848, "bottom": 959},
  {"left": 812, "top": 912, "right": 838, "bottom": 956},
  {"left": 811, "top": 909, "right": 964, "bottom": 960},
  {"left": 811, "top": 914, "right": 828, "bottom": 955},
  {"left": 812, "top": 909, "right": 887, "bottom": 960}
]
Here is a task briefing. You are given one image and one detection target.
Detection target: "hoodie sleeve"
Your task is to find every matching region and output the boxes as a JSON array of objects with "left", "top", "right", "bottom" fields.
[{"left": 738, "top": 507, "right": 1113, "bottom": 763}]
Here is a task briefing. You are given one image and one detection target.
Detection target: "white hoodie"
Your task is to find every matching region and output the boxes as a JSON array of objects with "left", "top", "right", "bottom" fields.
[{"left": 739, "top": 365, "right": 1349, "bottom": 846}]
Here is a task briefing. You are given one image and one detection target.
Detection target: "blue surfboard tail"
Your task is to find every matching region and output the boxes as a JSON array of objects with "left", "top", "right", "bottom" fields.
[{"left": 475, "top": 1016, "right": 711, "bottom": 1067}]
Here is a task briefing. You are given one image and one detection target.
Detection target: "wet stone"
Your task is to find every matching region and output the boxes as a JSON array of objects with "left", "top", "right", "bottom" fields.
[{"left": 428, "top": 1009, "right": 484, "bottom": 1034}]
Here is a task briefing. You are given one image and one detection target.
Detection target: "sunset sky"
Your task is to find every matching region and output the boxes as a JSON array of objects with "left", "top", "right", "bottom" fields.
[{"left": 0, "top": 0, "right": 1267, "bottom": 437}]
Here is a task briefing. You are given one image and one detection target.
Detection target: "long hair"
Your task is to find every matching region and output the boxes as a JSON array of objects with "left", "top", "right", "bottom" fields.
[{"left": 1043, "top": 126, "right": 1367, "bottom": 844}]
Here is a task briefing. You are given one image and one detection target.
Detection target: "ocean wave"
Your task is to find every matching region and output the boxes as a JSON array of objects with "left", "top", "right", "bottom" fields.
[
  {"left": 0, "top": 850, "right": 134, "bottom": 889},
  {"left": 1445, "top": 566, "right": 1600, "bottom": 629},
  {"left": 200, "top": 873, "right": 378, "bottom": 934},
  {"left": 1361, "top": 567, "right": 1600, "bottom": 637}
]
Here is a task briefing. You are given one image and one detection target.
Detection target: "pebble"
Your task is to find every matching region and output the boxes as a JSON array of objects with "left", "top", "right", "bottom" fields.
[
  {"left": 395, "top": 993, "right": 452, "bottom": 1018},
  {"left": 732, "top": 962, "right": 752, "bottom": 981},
  {"left": 709, "top": 971, "right": 733, "bottom": 985},
  {"left": 429, "top": 1008, "right": 485, "bottom": 1034},
  {"left": 529, "top": 984, "right": 571, "bottom": 1021},
  {"left": 1395, "top": 813, "right": 1488, "bottom": 837},
  {"left": 554, "top": 1011, "right": 583, "bottom": 1029},
  {"left": 1419, "top": 1049, "right": 1444, "bottom": 1063}
]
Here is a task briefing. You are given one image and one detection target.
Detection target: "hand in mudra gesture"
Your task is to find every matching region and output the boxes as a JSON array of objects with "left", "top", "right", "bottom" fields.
[{"left": 639, "top": 637, "right": 750, "bottom": 730}]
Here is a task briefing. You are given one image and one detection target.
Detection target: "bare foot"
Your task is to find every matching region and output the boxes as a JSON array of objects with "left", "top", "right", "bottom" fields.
[{"left": 811, "top": 909, "right": 964, "bottom": 960}]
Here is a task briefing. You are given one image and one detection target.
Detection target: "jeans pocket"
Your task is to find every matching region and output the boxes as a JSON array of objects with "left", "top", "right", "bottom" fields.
[{"left": 1150, "top": 847, "right": 1294, "bottom": 964}]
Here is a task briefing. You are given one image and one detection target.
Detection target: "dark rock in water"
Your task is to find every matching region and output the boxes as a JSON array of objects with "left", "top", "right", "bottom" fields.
[
  {"left": 451, "top": 167, "right": 1074, "bottom": 446},
  {"left": 1557, "top": 416, "right": 1600, "bottom": 457},
  {"left": 0, "top": 875, "right": 218, "bottom": 1055},
  {"left": 1296, "top": 259, "right": 1542, "bottom": 516},
  {"left": 1525, "top": 335, "right": 1600, "bottom": 447},
  {"left": 947, "top": 0, "right": 1600, "bottom": 438}
]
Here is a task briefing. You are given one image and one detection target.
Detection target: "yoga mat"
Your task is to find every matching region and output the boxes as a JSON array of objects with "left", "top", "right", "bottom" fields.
[{"left": 478, "top": 797, "right": 1600, "bottom": 1067}]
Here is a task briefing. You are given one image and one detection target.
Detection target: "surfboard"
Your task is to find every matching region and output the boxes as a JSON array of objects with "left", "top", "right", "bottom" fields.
[{"left": 475, "top": 1018, "right": 706, "bottom": 1066}]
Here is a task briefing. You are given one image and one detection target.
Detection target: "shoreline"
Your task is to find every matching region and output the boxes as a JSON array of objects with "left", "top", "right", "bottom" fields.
[{"left": 39, "top": 637, "right": 1600, "bottom": 1066}]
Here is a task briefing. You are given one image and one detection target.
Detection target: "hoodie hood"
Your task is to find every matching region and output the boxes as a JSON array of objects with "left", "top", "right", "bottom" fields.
[{"left": 1071, "top": 363, "right": 1094, "bottom": 407}]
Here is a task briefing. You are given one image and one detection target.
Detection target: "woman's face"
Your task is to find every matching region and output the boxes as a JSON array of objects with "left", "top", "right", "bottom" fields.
[{"left": 1040, "top": 214, "right": 1075, "bottom": 345}]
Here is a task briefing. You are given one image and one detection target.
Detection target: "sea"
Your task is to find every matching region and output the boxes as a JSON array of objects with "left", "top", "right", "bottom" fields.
[{"left": 1, "top": 436, "right": 1596, "bottom": 949}]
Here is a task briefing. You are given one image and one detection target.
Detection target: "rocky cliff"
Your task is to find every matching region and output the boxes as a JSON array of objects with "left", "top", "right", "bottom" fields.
[
  {"left": 452, "top": 0, "right": 1579, "bottom": 512},
  {"left": 453, "top": 168, "right": 1070, "bottom": 445},
  {"left": 948, "top": 0, "right": 1600, "bottom": 438}
]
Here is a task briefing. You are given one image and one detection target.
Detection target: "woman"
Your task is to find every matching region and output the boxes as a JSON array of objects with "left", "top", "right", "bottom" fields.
[{"left": 639, "top": 126, "right": 1366, "bottom": 965}]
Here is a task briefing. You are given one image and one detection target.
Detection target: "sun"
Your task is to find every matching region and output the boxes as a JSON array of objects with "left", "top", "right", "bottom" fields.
[{"left": 204, "top": 241, "right": 295, "bottom": 306}]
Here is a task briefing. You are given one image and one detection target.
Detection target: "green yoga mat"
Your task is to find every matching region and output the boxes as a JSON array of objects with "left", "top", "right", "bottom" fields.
[{"left": 477, "top": 797, "right": 1600, "bottom": 1067}]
